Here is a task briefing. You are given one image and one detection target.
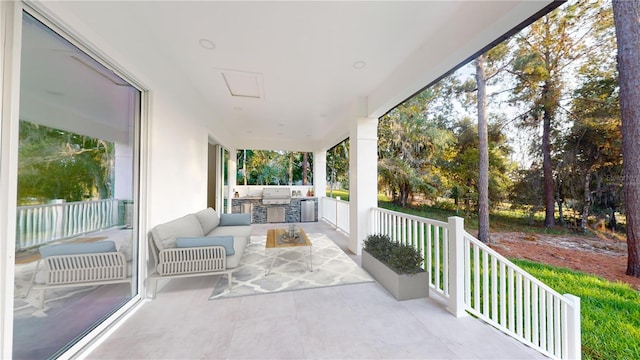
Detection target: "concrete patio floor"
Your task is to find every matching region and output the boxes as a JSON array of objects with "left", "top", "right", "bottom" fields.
[{"left": 87, "top": 221, "right": 547, "bottom": 359}]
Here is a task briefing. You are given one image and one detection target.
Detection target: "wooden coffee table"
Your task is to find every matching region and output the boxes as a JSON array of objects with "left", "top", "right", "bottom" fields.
[{"left": 265, "top": 228, "right": 312, "bottom": 276}]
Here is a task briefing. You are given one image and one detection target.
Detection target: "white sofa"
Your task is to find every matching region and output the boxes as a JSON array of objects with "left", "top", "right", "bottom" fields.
[{"left": 148, "top": 208, "right": 252, "bottom": 297}]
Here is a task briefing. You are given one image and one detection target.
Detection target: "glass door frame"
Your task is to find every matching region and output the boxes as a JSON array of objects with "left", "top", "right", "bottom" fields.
[{"left": 1, "top": 1, "right": 151, "bottom": 358}]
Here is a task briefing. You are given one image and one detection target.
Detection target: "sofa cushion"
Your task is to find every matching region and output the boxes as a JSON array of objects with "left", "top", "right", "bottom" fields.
[
  {"left": 194, "top": 208, "right": 220, "bottom": 234},
  {"left": 175, "top": 236, "right": 235, "bottom": 255},
  {"left": 151, "top": 214, "right": 204, "bottom": 251},
  {"left": 39, "top": 241, "right": 117, "bottom": 258},
  {"left": 207, "top": 225, "right": 252, "bottom": 239},
  {"left": 219, "top": 213, "right": 251, "bottom": 226}
]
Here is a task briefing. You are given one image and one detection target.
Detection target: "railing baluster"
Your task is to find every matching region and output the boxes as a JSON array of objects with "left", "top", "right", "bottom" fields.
[
  {"left": 500, "top": 262, "right": 507, "bottom": 327},
  {"left": 426, "top": 224, "right": 432, "bottom": 281},
  {"left": 540, "top": 288, "right": 547, "bottom": 350},
  {"left": 473, "top": 243, "right": 480, "bottom": 311},
  {"left": 554, "top": 295, "right": 562, "bottom": 356},
  {"left": 367, "top": 207, "right": 580, "bottom": 360},
  {"left": 482, "top": 249, "right": 489, "bottom": 316},
  {"left": 443, "top": 227, "right": 449, "bottom": 296},
  {"left": 464, "top": 236, "right": 471, "bottom": 306},
  {"left": 508, "top": 267, "right": 515, "bottom": 332},
  {"left": 516, "top": 272, "right": 523, "bottom": 336},
  {"left": 491, "top": 255, "right": 498, "bottom": 322},
  {"left": 434, "top": 225, "right": 441, "bottom": 292},
  {"left": 547, "top": 292, "right": 554, "bottom": 352},
  {"left": 524, "top": 278, "right": 531, "bottom": 342},
  {"left": 532, "top": 283, "right": 539, "bottom": 346}
]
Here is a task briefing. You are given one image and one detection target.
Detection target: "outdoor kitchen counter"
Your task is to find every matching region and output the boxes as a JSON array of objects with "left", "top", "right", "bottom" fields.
[{"left": 231, "top": 197, "right": 318, "bottom": 224}]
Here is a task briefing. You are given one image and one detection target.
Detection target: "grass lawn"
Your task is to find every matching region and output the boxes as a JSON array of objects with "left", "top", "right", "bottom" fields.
[
  {"left": 325, "top": 189, "right": 349, "bottom": 201},
  {"left": 513, "top": 260, "right": 640, "bottom": 360}
]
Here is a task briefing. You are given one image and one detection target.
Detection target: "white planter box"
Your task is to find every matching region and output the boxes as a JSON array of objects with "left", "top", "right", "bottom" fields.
[{"left": 362, "top": 250, "right": 430, "bottom": 301}]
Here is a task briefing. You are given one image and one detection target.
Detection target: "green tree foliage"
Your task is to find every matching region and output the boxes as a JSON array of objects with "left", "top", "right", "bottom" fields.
[
  {"left": 327, "top": 138, "right": 349, "bottom": 195},
  {"left": 509, "top": 165, "right": 545, "bottom": 225},
  {"left": 237, "top": 149, "right": 312, "bottom": 185},
  {"left": 564, "top": 72, "right": 622, "bottom": 230},
  {"left": 18, "top": 121, "right": 114, "bottom": 205},
  {"left": 551, "top": 1, "right": 622, "bottom": 231},
  {"left": 445, "top": 117, "right": 513, "bottom": 215},
  {"left": 378, "top": 89, "right": 453, "bottom": 207},
  {"left": 509, "top": 1, "right": 599, "bottom": 227},
  {"left": 612, "top": 0, "right": 640, "bottom": 276}
]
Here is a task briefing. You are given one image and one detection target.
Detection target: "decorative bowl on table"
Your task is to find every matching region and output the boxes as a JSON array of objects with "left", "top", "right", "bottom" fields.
[{"left": 280, "top": 231, "right": 300, "bottom": 243}]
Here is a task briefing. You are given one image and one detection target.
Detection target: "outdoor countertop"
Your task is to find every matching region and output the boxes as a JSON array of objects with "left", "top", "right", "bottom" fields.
[{"left": 232, "top": 196, "right": 317, "bottom": 200}]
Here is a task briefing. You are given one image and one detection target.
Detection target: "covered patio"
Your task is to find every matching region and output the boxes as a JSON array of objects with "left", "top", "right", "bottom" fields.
[
  {"left": 0, "top": 1, "right": 575, "bottom": 359},
  {"left": 89, "top": 221, "right": 545, "bottom": 360}
]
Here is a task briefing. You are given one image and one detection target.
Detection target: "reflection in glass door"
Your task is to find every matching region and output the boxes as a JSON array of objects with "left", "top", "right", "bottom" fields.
[{"left": 13, "top": 12, "right": 140, "bottom": 359}]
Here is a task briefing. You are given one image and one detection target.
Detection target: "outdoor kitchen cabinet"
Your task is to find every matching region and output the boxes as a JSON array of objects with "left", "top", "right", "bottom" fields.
[{"left": 231, "top": 196, "right": 317, "bottom": 224}]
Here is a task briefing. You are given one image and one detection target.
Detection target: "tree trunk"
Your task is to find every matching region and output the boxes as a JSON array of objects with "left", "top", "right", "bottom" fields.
[
  {"left": 476, "top": 55, "right": 491, "bottom": 243},
  {"left": 288, "top": 152, "right": 293, "bottom": 185},
  {"left": 613, "top": 0, "right": 640, "bottom": 277},
  {"left": 582, "top": 170, "right": 592, "bottom": 233},
  {"left": 302, "top": 152, "right": 308, "bottom": 185},
  {"left": 557, "top": 199, "right": 564, "bottom": 227},
  {"left": 542, "top": 84, "right": 556, "bottom": 227},
  {"left": 609, "top": 208, "right": 617, "bottom": 231},
  {"left": 243, "top": 149, "right": 247, "bottom": 185}
]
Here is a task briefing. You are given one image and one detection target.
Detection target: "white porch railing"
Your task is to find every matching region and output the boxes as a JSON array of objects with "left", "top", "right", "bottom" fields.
[
  {"left": 370, "top": 207, "right": 451, "bottom": 298},
  {"left": 370, "top": 207, "right": 581, "bottom": 360},
  {"left": 16, "top": 199, "right": 122, "bottom": 250},
  {"left": 321, "top": 196, "right": 350, "bottom": 234}
]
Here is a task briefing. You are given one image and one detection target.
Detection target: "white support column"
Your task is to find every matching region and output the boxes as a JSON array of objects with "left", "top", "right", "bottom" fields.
[
  {"left": 227, "top": 149, "right": 237, "bottom": 214},
  {"left": 348, "top": 117, "right": 378, "bottom": 255},
  {"left": 313, "top": 150, "right": 327, "bottom": 216},
  {"left": 564, "top": 294, "right": 582, "bottom": 360},
  {"left": 447, "top": 216, "right": 469, "bottom": 317}
]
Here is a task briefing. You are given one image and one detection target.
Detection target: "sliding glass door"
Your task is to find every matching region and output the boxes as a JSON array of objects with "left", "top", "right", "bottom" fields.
[{"left": 12, "top": 11, "right": 140, "bottom": 359}]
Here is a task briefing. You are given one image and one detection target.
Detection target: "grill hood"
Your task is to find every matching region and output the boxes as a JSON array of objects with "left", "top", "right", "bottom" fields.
[{"left": 262, "top": 187, "right": 291, "bottom": 205}]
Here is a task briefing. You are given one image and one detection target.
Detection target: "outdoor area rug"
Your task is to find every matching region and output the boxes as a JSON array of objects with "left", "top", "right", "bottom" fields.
[{"left": 209, "top": 233, "right": 373, "bottom": 300}]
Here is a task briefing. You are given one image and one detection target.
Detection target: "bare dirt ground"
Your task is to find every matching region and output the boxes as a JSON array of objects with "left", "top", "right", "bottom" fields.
[{"left": 488, "top": 230, "right": 640, "bottom": 290}]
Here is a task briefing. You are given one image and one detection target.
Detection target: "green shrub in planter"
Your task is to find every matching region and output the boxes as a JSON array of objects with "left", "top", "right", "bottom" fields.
[
  {"left": 362, "top": 234, "right": 394, "bottom": 262},
  {"left": 388, "top": 244, "right": 424, "bottom": 275},
  {"left": 363, "top": 234, "right": 424, "bottom": 275}
]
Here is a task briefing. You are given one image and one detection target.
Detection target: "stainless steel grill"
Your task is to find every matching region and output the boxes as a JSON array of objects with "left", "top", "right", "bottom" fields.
[{"left": 262, "top": 187, "right": 291, "bottom": 205}]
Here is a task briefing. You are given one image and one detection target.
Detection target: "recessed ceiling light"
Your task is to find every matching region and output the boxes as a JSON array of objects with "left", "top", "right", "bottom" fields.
[
  {"left": 199, "top": 39, "right": 216, "bottom": 50},
  {"left": 353, "top": 61, "right": 366, "bottom": 69}
]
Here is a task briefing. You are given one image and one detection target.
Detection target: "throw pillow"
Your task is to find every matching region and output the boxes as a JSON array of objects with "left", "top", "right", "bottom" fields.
[
  {"left": 219, "top": 213, "right": 251, "bottom": 226},
  {"left": 39, "top": 241, "right": 117, "bottom": 258}
]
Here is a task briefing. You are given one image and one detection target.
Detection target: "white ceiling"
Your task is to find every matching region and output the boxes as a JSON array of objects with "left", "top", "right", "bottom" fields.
[{"left": 25, "top": 1, "right": 556, "bottom": 152}]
